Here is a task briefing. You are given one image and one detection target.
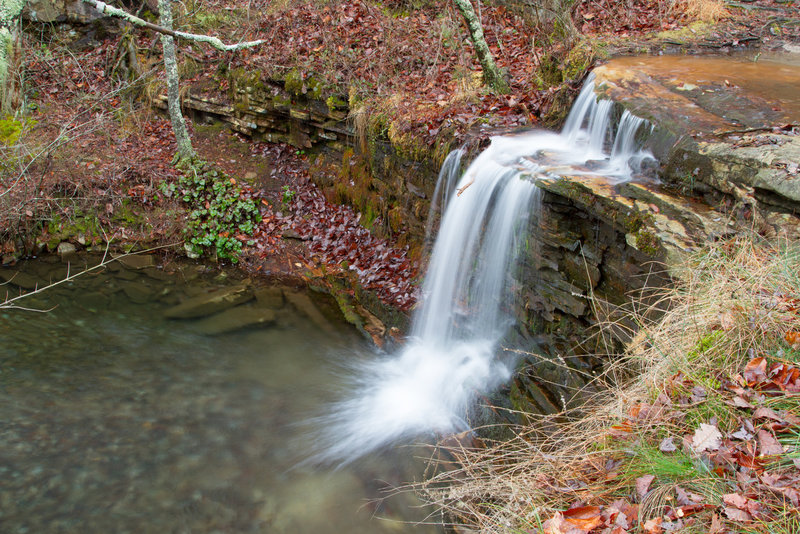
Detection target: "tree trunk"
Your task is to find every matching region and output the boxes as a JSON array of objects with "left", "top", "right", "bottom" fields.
[
  {"left": 1, "top": 0, "right": 25, "bottom": 114},
  {"left": 158, "top": 0, "right": 194, "bottom": 163},
  {"left": 452, "top": 0, "right": 509, "bottom": 94}
]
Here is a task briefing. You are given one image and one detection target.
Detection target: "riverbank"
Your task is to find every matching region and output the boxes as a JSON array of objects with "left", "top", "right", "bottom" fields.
[{"left": 421, "top": 236, "right": 800, "bottom": 533}]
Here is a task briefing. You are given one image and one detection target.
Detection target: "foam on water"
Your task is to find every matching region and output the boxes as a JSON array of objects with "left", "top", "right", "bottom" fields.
[{"left": 315, "top": 74, "right": 655, "bottom": 463}]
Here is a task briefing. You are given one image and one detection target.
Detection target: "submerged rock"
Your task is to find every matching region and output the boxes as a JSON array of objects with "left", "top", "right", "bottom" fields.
[
  {"left": 164, "top": 285, "right": 254, "bottom": 319},
  {"left": 253, "top": 286, "right": 285, "bottom": 309},
  {"left": 114, "top": 254, "right": 156, "bottom": 270},
  {"left": 284, "top": 290, "right": 336, "bottom": 336},
  {"left": 120, "top": 281, "right": 154, "bottom": 304},
  {"left": 194, "top": 306, "right": 276, "bottom": 335}
]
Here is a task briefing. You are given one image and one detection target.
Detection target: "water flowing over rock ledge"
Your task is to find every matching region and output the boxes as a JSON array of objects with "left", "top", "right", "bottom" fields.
[{"left": 164, "top": 54, "right": 800, "bottom": 416}]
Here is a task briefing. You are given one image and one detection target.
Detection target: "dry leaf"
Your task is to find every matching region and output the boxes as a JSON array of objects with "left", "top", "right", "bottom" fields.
[
  {"left": 563, "top": 506, "right": 604, "bottom": 531},
  {"left": 659, "top": 437, "right": 677, "bottom": 452},
  {"left": 543, "top": 512, "right": 588, "bottom": 534},
  {"left": 723, "top": 493, "right": 748, "bottom": 508},
  {"left": 731, "top": 426, "right": 754, "bottom": 441},
  {"left": 743, "top": 358, "right": 767, "bottom": 384},
  {"left": 675, "top": 486, "right": 703, "bottom": 506},
  {"left": 753, "top": 406, "right": 782, "bottom": 422},
  {"left": 692, "top": 423, "right": 722, "bottom": 452},
  {"left": 642, "top": 517, "right": 663, "bottom": 533},
  {"left": 785, "top": 330, "right": 800, "bottom": 348},
  {"left": 730, "top": 396, "right": 753, "bottom": 409},
  {"left": 635, "top": 475, "right": 655, "bottom": 500},
  {"left": 724, "top": 506, "right": 752, "bottom": 522},
  {"left": 757, "top": 429, "right": 784, "bottom": 456},
  {"left": 708, "top": 512, "right": 724, "bottom": 533}
]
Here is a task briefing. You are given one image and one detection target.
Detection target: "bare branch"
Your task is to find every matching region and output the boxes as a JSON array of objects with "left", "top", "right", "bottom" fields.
[{"left": 81, "top": 0, "right": 266, "bottom": 51}]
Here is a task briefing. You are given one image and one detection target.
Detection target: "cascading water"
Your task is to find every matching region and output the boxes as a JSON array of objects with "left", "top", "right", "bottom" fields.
[{"left": 315, "top": 73, "right": 655, "bottom": 463}]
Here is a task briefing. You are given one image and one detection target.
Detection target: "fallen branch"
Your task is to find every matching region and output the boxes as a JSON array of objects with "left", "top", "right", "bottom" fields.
[{"left": 81, "top": 0, "right": 266, "bottom": 51}]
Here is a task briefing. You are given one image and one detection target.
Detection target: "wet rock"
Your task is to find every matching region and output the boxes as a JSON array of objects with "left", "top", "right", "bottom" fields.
[
  {"left": 114, "top": 253, "right": 156, "bottom": 270},
  {"left": 120, "top": 281, "right": 154, "bottom": 304},
  {"left": 284, "top": 290, "right": 336, "bottom": 336},
  {"left": 0, "top": 269, "right": 46, "bottom": 290},
  {"left": 253, "top": 286, "right": 285, "bottom": 309},
  {"left": 593, "top": 56, "right": 800, "bottom": 220},
  {"left": 57, "top": 242, "right": 77, "bottom": 259},
  {"left": 194, "top": 306, "right": 276, "bottom": 335},
  {"left": 164, "top": 285, "right": 254, "bottom": 319}
]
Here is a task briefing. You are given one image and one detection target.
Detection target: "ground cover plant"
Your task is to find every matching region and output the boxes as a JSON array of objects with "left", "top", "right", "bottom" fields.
[{"left": 419, "top": 236, "right": 800, "bottom": 532}]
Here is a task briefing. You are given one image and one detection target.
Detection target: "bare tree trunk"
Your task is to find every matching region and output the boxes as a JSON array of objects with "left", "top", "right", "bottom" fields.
[
  {"left": 452, "top": 0, "right": 509, "bottom": 94},
  {"left": 158, "top": 0, "right": 194, "bottom": 163},
  {"left": 1, "top": 0, "right": 25, "bottom": 114}
]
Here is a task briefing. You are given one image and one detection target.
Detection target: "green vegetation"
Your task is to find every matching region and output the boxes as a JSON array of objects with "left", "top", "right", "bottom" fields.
[
  {"left": 0, "top": 116, "right": 24, "bottom": 145},
  {"left": 175, "top": 160, "right": 260, "bottom": 262}
]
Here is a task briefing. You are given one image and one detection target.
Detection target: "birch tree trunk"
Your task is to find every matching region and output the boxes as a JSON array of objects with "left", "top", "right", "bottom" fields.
[
  {"left": 158, "top": 0, "right": 194, "bottom": 163},
  {"left": 452, "top": 0, "right": 508, "bottom": 94},
  {"left": 1, "top": 0, "right": 25, "bottom": 114}
]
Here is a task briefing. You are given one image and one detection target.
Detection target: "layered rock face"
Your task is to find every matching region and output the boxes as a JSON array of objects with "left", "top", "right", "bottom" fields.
[{"left": 506, "top": 52, "right": 800, "bottom": 414}]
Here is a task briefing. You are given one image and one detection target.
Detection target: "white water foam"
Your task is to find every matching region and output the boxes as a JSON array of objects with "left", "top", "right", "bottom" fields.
[{"left": 314, "top": 74, "right": 655, "bottom": 463}]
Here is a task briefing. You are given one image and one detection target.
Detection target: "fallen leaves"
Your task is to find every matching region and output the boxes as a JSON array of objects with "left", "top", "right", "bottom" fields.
[{"left": 691, "top": 423, "right": 722, "bottom": 452}]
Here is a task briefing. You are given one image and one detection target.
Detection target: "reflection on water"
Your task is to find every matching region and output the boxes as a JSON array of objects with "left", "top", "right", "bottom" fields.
[{"left": 0, "top": 254, "right": 442, "bottom": 533}]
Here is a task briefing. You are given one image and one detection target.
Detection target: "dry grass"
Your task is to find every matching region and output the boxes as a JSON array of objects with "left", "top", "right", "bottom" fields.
[
  {"left": 418, "top": 236, "right": 800, "bottom": 532},
  {"left": 673, "top": 0, "right": 730, "bottom": 23}
]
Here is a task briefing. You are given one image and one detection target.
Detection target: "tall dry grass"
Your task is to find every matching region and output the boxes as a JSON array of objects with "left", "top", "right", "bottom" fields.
[
  {"left": 673, "top": 0, "right": 730, "bottom": 23},
  {"left": 418, "top": 236, "right": 800, "bottom": 532}
]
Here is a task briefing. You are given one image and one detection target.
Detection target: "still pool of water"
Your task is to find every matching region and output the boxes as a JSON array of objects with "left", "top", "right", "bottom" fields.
[{"left": 0, "top": 254, "right": 443, "bottom": 533}]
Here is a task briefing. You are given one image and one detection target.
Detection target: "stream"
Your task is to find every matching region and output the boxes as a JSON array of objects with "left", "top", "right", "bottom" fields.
[{"left": 0, "top": 253, "right": 441, "bottom": 533}]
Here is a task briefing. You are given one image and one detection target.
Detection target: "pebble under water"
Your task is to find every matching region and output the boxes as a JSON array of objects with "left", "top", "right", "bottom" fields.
[{"left": 0, "top": 254, "right": 442, "bottom": 533}]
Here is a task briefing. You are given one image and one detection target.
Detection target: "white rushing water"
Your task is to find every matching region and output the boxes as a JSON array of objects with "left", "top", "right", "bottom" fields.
[{"left": 316, "top": 74, "right": 655, "bottom": 463}]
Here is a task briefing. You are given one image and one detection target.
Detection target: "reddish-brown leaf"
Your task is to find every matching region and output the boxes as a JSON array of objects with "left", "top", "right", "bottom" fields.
[
  {"left": 743, "top": 357, "right": 768, "bottom": 385},
  {"left": 562, "top": 505, "right": 604, "bottom": 530},
  {"left": 724, "top": 506, "right": 752, "bottom": 522},
  {"left": 757, "top": 429, "right": 784, "bottom": 456},
  {"left": 642, "top": 517, "right": 663, "bottom": 534}
]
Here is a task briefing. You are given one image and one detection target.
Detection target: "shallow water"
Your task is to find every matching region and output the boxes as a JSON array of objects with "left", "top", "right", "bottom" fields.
[
  {"left": 0, "top": 254, "right": 442, "bottom": 533},
  {"left": 607, "top": 53, "right": 800, "bottom": 121}
]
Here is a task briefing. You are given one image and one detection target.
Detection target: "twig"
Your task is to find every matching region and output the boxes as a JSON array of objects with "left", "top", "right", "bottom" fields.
[{"left": 711, "top": 124, "right": 799, "bottom": 137}]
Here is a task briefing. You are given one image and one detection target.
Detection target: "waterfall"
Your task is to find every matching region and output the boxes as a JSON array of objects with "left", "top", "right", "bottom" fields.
[{"left": 315, "top": 74, "right": 655, "bottom": 464}]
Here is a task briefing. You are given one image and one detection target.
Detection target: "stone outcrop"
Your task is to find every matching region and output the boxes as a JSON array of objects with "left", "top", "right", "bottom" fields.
[
  {"left": 503, "top": 53, "right": 800, "bottom": 414},
  {"left": 594, "top": 54, "right": 800, "bottom": 230}
]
